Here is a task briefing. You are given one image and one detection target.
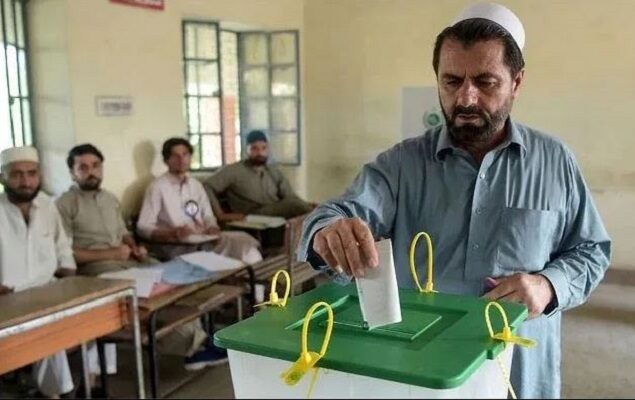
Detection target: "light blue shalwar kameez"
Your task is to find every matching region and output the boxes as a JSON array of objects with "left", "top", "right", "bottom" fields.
[{"left": 298, "top": 120, "right": 611, "bottom": 398}]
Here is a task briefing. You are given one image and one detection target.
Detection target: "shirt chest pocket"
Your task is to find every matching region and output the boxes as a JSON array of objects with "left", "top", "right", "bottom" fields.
[{"left": 496, "top": 207, "right": 561, "bottom": 273}]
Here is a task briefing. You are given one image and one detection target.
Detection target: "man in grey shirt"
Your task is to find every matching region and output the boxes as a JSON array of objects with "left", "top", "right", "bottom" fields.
[
  {"left": 298, "top": 4, "right": 610, "bottom": 398},
  {"left": 203, "top": 130, "right": 314, "bottom": 223}
]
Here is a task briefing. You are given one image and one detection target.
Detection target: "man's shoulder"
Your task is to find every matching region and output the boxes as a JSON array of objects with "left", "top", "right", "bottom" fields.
[
  {"left": 515, "top": 122, "right": 575, "bottom": 160},
  {"left": 35, "top": 192, "right": 58, "bottom": 213},
  {"left": 56, "top": 187, "right": 79, "bottom": 204},
  {"left": 378, "top": 127, "right": 442, "bottom": 161},
  {"left": 99, "top": 188, "right": 120, "bottom": 203},
  {"left": 220, "top": 160, "right": 247, "bottom": 175}
]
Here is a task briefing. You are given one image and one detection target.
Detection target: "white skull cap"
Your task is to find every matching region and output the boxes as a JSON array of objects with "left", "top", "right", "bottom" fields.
[
  {"left": 0, "top": 146, "right": 39, "bottom": 170},
  {"left": 453, "top": 3, "right": 525, "bottom": 51}
]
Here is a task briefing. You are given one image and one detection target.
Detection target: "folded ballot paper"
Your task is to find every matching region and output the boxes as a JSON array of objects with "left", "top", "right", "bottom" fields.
[
  {"left": 355, "top": 238, "right": 402, "bottom": 329},
  {"left": 100, "top": 267, "right": 164, "bottom": 298}
]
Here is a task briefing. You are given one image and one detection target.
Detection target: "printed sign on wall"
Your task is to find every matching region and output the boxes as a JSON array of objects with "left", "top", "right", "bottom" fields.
[
  {"left": 110, "top": 0, "right": 164, "bottom": 11},
  {"left": 95, "top": 96, "right": 133, "bottom": 117}
]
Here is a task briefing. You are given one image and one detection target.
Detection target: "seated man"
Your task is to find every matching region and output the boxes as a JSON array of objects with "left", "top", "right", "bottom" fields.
[
  {"left": 57, "top": 144, "right": 155, "bottom": 276},
  {"left": 137, "top": 137, "right": 262, "bottom": 263},
  {"left": 203, "top": 130, "right": 314, "bottom": 223},
  {"left": 0, "top": 146, "right": 75, "bottom": 398},
  {"left": 57, "top": 143, "right": 226, "bottom": 371}
]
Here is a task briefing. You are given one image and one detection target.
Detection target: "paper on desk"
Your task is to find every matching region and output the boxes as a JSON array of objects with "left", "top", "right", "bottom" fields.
[
  {"left": 245, "top": 214, "right": 286, "bottom": 228},
  {"left": 161, "top": 259, "right": 217, "bottom": 285},
  {"left": 355, "top": 239, "right": 402, "bottom": 329},
  {"left": 99, "top": 267, "right": 164, "bottom": 298},
  {"left": 178, "top": 251, "right": 244, "bottom": 272},
  {"left": 181, "top": 233, "right": 220, "bottom": 244}
]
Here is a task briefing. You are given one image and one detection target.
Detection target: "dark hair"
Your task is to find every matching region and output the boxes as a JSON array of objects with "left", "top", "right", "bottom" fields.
[
  {"left": 162, "top": 137, "right": 193, "bottom": 161},
  {"left": 66, "top": 144, "right": 104, "bottom": 169},
  {"left": 432, "top": 18, "right": 525, "bottom": 77}
]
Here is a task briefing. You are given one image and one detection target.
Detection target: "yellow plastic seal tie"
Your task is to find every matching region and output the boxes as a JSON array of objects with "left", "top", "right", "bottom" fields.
[
  {"left": 409, "top": 231, "right": 437, "bottom": 293},
  {"left": 485, "top": 302, "right": 537, "bottom": 348},
  {"left": 484, "top": 301, "right": 538, "bottom": 400},
  {"left": 281, "top": 301, "right": 334, "bottom": 398},
  {"left": 255, "top": 269, "right": 291, "bottom": 308}
]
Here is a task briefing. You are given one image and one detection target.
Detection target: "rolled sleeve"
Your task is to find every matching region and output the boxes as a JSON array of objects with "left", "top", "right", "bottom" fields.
[
  {"left": 137, "top": 183, "right": 161, "bottom": 239},
  {"left": 52, "top": 207, "right": 76, "bottom": 270}
]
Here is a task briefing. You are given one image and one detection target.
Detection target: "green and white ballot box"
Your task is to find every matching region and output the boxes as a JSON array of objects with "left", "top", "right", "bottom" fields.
[{"left": 214, "top": 279, "right": 532, "bottom": 399}]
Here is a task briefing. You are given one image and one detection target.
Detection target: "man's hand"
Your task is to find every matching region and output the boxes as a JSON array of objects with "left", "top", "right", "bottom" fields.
[
  {"left": 173, "top": 225, "right": 195, "bottom": 241},
  {"left": 205, "top": 226, "right": 221, "bottom": 236},
  {"left": 131, "top": 245, "right": 148, "bottom": 261},
  {"left": 0, "top": 285, "right": 14, "bottom": 296},
  {"left": 312, "top": 217, "right": 378, "bottom": 278},
  {"left": 114, "top": 244, "right": 132, "bottom": 261},
  {"left": 483, "top": 273, "right": 555, "bottom": 319}
]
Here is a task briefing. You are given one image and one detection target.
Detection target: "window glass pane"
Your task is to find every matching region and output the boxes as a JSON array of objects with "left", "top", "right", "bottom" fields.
[
  {"left": 246, "top": 100, "right": 269, "bottom": 131},
  {"left": 187, "top": 97, "right": 199, "bottom": 133},
  {"left": 242, "top": 34, "right": 268, "bottom": 65},
  {"left": 18, "top": 49, "right": 27, "bottom": 96},
  {"left": 221, "top": 32, "right": 239, "bottom": 97},
  {"left": 0, "top": 47, "right": 11, "bottom": 151},
  {"left": 271, "top": 66, "right": 296, "bottom": 96},
  {"left": 185, "top": 62, "right": 198, "bottom": 95},
  {"left": 11, "top": 98, "right": 23, "bottom": 146},
  {"left": 21, "top": 98, "right": 31, "bottom": 145},
  {"left": 270, "top": 133, "right": 297, "bottom": 164},
  {"left": 243, "top": 67, "right": 268, "bottom": 98},
  {"left": 271, "top": 33, "right": 296, "bottom": 64},
  {"left": 201, "top": 135, "right": 222, "bottom": 168},
  {"left": 197, "top": 61, "right": 219, "bottom": 96},
  {"left": 196, "top": 24, "right": 217, "bottom": 60},
  {"left": 221, "top": 31, "right": 240, "bottom": 164},
  {"left": 200, "top": 97, "right": 220, "bottom": 133},
  {"left": 6, "top": 45, "right": 19, "bottom": 96},
  {"left": 271, "top": 98, "right": 297, "bottom": 131},
  {"left": 15, "top": 0, "right": 24, "bottom": 48},
  {"left": 184, "top": 24, "right": 196, "bottom": 58},
  {"left": 3, "top": 0, "right": 15, "bottom": 45},
  {"left": 189, "top": 134, "right": 201, "bottom": 169}
]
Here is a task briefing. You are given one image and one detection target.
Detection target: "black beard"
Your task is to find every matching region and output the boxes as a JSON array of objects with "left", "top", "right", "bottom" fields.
[
  {"left": 443, "top": 103, "right": 510, "bottom": 145},
  {"left": 78, "top": 177, "right": 101, "bottom": 191},
  {"left": 5, "top": 184, "right": 41, "bottom": 204},
  {"left": 249, "top": 156, "right": 268, "bottom": 166}
]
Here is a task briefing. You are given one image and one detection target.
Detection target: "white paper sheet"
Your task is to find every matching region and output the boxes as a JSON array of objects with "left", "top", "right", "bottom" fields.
[
  {"left": 179, "top": 251, "right": 244, "bottom": 272},
  {"left": 99, "top": 267, "right": 164, "bottom": 298},
  {"left": 181, "top": 233, "right": 220, "bottom": 244},
  {"left": 355, "top": 239, "right": 402, "bottom": 329},
  {"left": 245, "top": 214, "right": 286, "bottom": 228}
]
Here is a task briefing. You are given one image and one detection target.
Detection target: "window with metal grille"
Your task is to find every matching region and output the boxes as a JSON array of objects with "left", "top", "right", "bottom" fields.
[
  {"left": 182, "top": 21, "right": 300, "bottom": 170},
  {"left": 0, "top": 0, "right": 32, "bottom": 153}
]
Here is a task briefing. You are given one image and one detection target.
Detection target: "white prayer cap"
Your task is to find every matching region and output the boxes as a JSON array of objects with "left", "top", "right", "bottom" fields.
[
  {"left": 453, "top": 3, "right": 525, "bottom": 51},
  {"left": 0, "top": 146, "right": 39, "bottom": 170}
]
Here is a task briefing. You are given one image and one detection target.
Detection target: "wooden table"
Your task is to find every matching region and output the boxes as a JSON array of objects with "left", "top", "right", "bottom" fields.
[
  {"left": 0, "top": 277, "right": 145, "bottom": 398},
  {"left": 105, "top": 264, "right": 255, "bottom": 399}
]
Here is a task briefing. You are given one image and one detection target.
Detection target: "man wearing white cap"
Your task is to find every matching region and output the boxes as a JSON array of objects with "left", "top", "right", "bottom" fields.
[
  {"left": 0, "top": 146, "right": 76, "bottom": 397},
  {"left": 298, "top": 3, "right": 610, "bottom": 398}
]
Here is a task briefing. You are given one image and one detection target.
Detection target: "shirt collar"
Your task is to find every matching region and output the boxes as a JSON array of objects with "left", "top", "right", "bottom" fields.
[
  {"left": 164, "top": 172, "right": 190, "bottom": 185},
  {"left": 435, "top": 118, "right": 527, "bottom": 161},
  {"left": 70, "top": 184, "right": 102, "bottom": 198}
]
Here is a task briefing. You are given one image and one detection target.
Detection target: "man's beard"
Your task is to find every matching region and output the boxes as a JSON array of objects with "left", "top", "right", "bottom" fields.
[
  {"left": 5, "top": 184, "right": 41, "bottom": 204},
  {"left": 443, "top": 101, "right": 511, "bottom": 145},
  {"left": 249, "top": 156, "right": 268, "bottom": 166},
  {"left": 78, "top": 176, "right": 102, "bottom": 191}
]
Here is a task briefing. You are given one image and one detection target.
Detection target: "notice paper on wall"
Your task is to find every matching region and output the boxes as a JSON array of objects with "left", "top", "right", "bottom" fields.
[{"left": 355, "top": 238, "right": 402, "bottom": 329}]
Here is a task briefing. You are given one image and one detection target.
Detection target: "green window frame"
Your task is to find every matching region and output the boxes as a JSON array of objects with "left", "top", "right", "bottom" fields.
[
  {"left": 0, "top": 0, "right": 33, "bottom": 153},
  {"left": 182, "top": 20, "right": 301, "bottom": 170}
]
